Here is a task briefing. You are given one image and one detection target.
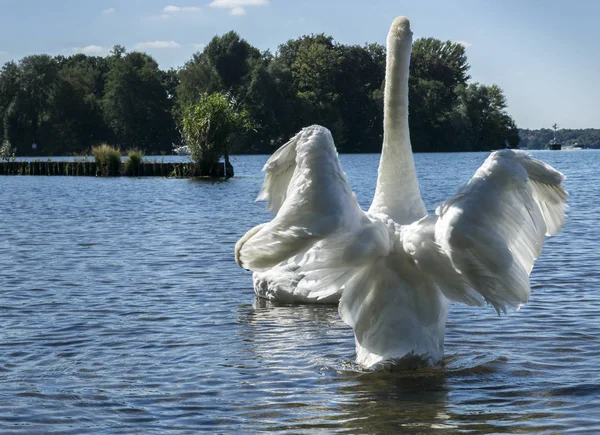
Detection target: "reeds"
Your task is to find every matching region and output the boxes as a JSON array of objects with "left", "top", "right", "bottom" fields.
[
  {"left": 92, "top": 144, "right": 121, "bottom": 176},
  {"left": 124, "top": 149, "right": 143, "bottom": 176}
]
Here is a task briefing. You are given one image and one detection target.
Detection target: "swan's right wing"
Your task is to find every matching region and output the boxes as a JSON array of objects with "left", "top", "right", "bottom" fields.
[
  {"left": 236, "top": 125, "right": 365, "bottom": 273},
  {"left": 433, "top": 149, "right": 568, "bottom": 312}
]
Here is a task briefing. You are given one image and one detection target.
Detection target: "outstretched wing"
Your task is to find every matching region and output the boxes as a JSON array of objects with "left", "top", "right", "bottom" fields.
[
  {"left": 433, "top": 149, "right": 568, "bottom": 312},
  {"left": 236, "top": 125, "right": 365, "bottom": 272}
]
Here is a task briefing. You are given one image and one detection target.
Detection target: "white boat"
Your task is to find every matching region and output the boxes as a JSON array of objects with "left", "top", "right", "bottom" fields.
[{"left": 172, "top": 145, "right": 191, "bottom": 156}]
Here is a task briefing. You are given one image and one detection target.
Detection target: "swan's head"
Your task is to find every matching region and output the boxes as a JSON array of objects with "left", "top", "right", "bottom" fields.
[{"left": 388, "top": 16, "right": 413, "bottom": 46}]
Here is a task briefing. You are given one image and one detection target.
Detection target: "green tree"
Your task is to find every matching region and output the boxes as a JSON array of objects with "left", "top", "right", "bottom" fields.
[
  {"left": 334, "top": 43, "right": 386, "bottom": 152},
  {"left": 291, "top": 34, "right": 342, "bottom": 134},
  {"left": 408, "top": 38, "right": 470, "bottom": 152},
  {"left": 259, "top": 48, "right": 302, "bottom": 143},
  {"left": 204, "top": 31, "right": 260, "bottom": 92},
  {"left": 1, "top": 55, "right": 59, "bottom": 154},
  {"left": 45, "top": 55, "right": 109, "bottom": 153},
  {"left": 241, "top": 52, "right": 294, "bottom": 152},
  {"left": 0, "top": 61, "right": 20, "bottom": 147},
  {"left": 102, "top": 49, "right": 176, "bottom": 152},
  {"left": 182, "top": 92, "right": 253, "bottom": 176},
  {"left": 176, "top": 52, "right": 223, "bottom": 115},
  {"left": 453, "top": 83, "right": 518, "bottom": 150}
]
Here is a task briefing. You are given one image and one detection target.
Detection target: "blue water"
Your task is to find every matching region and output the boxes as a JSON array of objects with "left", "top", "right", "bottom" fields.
[{"left": 1, "top": 151, "right": 598, "bottom": 434}]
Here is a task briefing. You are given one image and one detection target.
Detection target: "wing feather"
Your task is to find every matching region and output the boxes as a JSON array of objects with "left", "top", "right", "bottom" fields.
[
  {"left": 295, "top": 214, "right": 450, "bottom": 367},
  {"left": 433, "top": 149, "right": 567, "bottom": 312},
  {"left": 236, "top": 125, "right": 365, "bottom": 277},
  {"left": 256, "top": 132, "right": 298, "bottom": 213}
]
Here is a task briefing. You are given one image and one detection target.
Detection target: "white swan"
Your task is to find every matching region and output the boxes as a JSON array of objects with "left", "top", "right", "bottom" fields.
[{"left": 235, "top": 17, "right": 567, "bottom": 368}]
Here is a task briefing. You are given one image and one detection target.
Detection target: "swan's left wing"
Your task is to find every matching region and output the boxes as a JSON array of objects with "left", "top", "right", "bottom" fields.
[
  {"left": 433, "top": 149, "right": 568, "bottom": 312},
  {"left": 236, "top": 126, "right": 365, "bottom": 273},
  {"left": 255, "top": 129, "right": 299, "bottom": 214}
]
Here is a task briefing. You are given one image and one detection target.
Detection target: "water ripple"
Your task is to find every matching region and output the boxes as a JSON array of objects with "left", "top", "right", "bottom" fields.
[{"left": 0, "top": 152, "right": 599, "bottom": 433}]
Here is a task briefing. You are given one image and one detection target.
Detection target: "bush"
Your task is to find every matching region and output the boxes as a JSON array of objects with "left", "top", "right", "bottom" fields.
[
  {"left": 92, "top": 144, "right": 121, "bottom": 176},
  {"left": 181, "top": 92, "right": 252, "bottom": 176},
  {"left": 124, "top": 149, "right": 143, "bottom": 176},
  {"left": 0, "top": 140, "right": 15, "bottom": 161}
]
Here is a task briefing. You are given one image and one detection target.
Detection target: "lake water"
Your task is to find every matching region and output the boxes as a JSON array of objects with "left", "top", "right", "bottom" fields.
[{"left": 1, "top": 151, "right": 598, "bottom": 434}]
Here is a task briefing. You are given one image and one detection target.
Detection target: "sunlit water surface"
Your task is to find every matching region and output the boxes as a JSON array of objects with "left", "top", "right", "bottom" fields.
[{"left": 1, "top": 151, "right": 598, "bottom": 434}]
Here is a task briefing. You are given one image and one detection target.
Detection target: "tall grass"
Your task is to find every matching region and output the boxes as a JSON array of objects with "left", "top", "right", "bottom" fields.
[
  {"left": 92, "top": 144, "right": 121, "bottom": 176},
  {"left": 124, "top": 149, "right": 143, "bottom": 176},
  {"left": 0, "top": 140, "right": 15, "bottom": 161}
]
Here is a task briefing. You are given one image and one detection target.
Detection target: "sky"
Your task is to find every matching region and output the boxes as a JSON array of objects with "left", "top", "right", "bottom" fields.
[{"left": 0, "top": 0, "right": 598, "bottom": 129}]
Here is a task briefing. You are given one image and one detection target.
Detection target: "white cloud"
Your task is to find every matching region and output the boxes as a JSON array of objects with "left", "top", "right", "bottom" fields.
[
  {"left": 191, "top": 43, "right": 205, "bottom": 50},
  {"left": 208, "top": 0, "right": 268, "bottom": 15},
  {"left": 102, "top": 8, "right": 116, "bottom": 15},
  {"left": 134, "top": 40, "right": 182, "bottom": 50},
  {"left": 163, "top": 5, "right": 202, "bottom": 13},
  {"left": 70, "top": 45, "right": 110, "bottom": 56},
  {"left": 159, "top": 5, "right": 202, "bottom": 19},
  {"left": 455, "top": 40, "right": 472, "bottom": 48},
  {"left": 82, "top": 45, "right": 109, "bottom": 54},
  {"left": 0, "top": 51, "right": 8, "bottom": 56}
]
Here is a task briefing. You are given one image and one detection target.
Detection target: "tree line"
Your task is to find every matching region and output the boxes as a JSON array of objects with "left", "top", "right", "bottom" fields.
[
  {"left": 0, "top": 31, "right": 520, "bottom": 156},
  {"left": 519, "top": 128, "right": 600, "bottom": 149}
]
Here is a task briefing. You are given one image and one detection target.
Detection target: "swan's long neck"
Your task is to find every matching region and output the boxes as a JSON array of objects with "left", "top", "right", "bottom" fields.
[{"left": 369, "top": 19, "right": 427, "bottom": 224}]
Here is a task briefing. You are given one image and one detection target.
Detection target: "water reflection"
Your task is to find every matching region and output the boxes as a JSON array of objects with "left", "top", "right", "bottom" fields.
[
  {"left": 235, "top": 297, "right": 572, "bottom": 434},
  {"left": 237, "top": 297, "right": 349, "bottom": 366},
  {"left": 335, "top": 370, "right": 452, "bottom": 434}
]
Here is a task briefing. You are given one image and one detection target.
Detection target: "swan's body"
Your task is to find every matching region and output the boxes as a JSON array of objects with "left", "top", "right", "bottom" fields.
[{"left": 235, "top": 17, "right": 567, "bottom": 368}]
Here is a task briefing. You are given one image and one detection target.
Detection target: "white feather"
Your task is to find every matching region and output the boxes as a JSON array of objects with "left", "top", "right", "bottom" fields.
[
  {"left": 434, "top": 150, "right": 568, "bottom": 313},
  {"left": 236, "top": 125, "right": 364, "bottom": 302}
]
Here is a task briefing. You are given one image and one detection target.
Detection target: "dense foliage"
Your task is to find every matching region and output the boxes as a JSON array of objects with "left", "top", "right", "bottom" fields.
[
  {"left": 519, "top": 128, "right": 600, "bottom": 149},
  {"left": 181, "top": 92, "right": 253, "bottom": 168},
  {"left": 1, "top": 31, "right": 525, "bottom": 156}
]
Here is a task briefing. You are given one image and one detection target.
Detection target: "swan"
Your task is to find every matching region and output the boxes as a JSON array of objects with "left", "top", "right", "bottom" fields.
[{"left": 235, "top": 17, "right": 567, "bottom": 368}]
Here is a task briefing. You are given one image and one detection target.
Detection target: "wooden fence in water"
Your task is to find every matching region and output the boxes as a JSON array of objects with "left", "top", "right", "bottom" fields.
[{"left": 0, "top": 161, "right": 233, "bottom": 178}]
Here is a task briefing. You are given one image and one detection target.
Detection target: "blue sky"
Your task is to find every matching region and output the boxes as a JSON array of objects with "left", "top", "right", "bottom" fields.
[{"left": 0, "top": 0, "right": 598, "bottom": 129}]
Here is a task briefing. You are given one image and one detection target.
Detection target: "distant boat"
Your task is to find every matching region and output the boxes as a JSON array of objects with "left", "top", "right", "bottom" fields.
[
  {"left": 173, "top": 145, "right": 191, "bottom": 156},
  {"left": 548, "top": 142, "right": 562, "bottom": 150},
  {"left": 548, "top": 123, "right": 561, "bottom": 150}
]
